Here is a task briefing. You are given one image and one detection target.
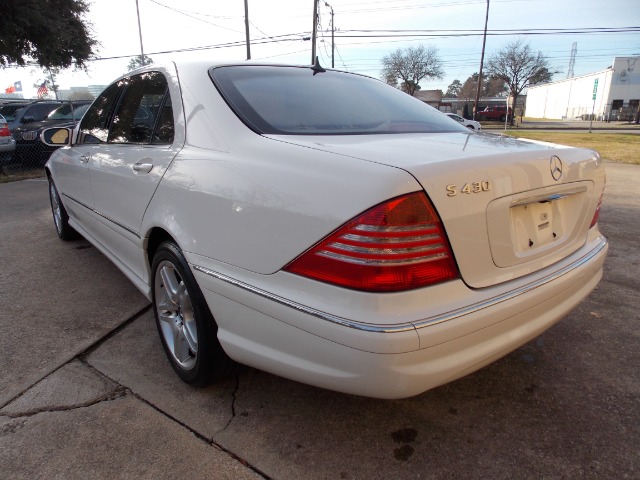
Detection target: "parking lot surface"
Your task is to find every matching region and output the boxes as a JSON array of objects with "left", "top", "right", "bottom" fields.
[{"left": 1, "top": 161, "right": 638, "bottom": 479}]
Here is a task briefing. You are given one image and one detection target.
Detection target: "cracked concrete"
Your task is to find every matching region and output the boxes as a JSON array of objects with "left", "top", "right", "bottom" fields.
[
  {"left": 1, "top": 394, "right": 264, "bottom": 480},
  {"left": 84, "top": 310, "right": 239, "bottom": 440},
  {"left": 0, "top": 179, "right": 150, "bottom": 407},
  {"left": 0, "top": 353, "right": 263, "bottom": 480},
  {"left": 1, "top": 360, "right": 124, "bottom": 418}
]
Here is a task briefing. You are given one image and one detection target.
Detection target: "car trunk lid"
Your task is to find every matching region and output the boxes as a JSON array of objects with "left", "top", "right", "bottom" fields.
[{"left": 266, "top": 132, "right": 605, "bottom": 288}]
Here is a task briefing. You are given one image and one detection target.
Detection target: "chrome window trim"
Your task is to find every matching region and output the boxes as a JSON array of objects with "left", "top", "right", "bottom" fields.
[{"left": 192, "top": 236, "right": 607, "bottom": 334}]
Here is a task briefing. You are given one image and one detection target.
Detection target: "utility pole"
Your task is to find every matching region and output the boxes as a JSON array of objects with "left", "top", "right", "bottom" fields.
[
  {"left": 325, "top": 2, "right": 334, "bottom": 68},
  {"left": 311, "top": 0, "right": 318, "bottom": 64},
  {"left": 244, "top": 0, "right": 251, "bottom": 60},
  {"left": 135, "top": 0, "right": 145, "bottom": 63},
  {"left": 473, "top": 0, "right": 490, "bottom": 120}
]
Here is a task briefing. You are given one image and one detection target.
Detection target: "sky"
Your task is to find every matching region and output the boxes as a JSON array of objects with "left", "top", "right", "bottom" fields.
[{"left": 1, "top": 0, "right": 639, "bottom": 99}]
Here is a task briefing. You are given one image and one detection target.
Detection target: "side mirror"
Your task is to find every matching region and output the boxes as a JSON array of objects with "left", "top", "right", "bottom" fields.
[
  {"left": 41, "top": 127, "right": 72, "bottom": 146},
  {"left": 22, "top": 116, "right": 35, "bottom": 124}
]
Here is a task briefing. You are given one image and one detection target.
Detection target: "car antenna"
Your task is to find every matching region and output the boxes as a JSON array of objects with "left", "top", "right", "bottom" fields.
[{"left": 311, "top": 56, "right": 326, "bottom": 75}]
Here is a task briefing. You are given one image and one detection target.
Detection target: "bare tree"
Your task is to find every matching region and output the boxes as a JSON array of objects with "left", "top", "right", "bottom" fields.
[
  {"left": 33, "top": 67, "right": 61, "bottom": 99},
  {"left": 486, "top": 39, "right": 555, "bottom": 124},
  {"left": 381, "top": 45, "right": 444, "bottom": 96},
  {"left": 459, "top": 72, "right": 506, "bottom": 101}
]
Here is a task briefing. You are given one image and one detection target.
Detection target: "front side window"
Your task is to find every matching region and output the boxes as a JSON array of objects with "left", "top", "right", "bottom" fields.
[
  {"left": 78, "top": 72, "right": 174, "bottom": 145},
  {"left": 210, "top": 66, "right": 466, "bottom": 135},
  {"left": 109, "top": 71, "right": 172, "bottom": 144},
  {"left": 79, "top": 82, "right": 122, "bottom": 144}
]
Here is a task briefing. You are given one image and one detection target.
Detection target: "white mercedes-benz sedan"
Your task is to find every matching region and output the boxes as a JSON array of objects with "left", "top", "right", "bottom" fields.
[{"left": 43, "top": 61, "right": 608, "bottom": 399}]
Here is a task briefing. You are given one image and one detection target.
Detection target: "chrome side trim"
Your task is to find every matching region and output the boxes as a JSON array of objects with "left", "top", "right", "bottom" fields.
[
  {"left": 192, "top": 265, "right": 414, "bottom": 334},
  {"left": 62, "top": 193, "right": 141, "bottom": 239},
  {"left": 413, "top": 237, "right": 607, "bottom": 329},
  {"left": 193, "top": 237, "right": 607, "bottom": 334},
  {"left": 63, "top": 192, "right": 92, "bottom": 212}
]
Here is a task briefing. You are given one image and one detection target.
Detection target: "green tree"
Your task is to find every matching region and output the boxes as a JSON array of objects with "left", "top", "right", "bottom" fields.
[
  {"left": 0, "top": 0, "right": 98, "bottom": 69},
  {"left": 127, "top": 55, "right": 154, "bottom": 72},
  {"left": 445, "top": 79, "right": 462, "bottom": 98},
  {"left": 486, "top": 39, "right": 555, "bottom": 124},
  {"left": 381, "top": 45, "right": 444, "bottom": 96}
]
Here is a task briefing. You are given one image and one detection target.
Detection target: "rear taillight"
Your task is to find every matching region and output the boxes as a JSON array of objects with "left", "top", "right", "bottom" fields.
[
  {"left": 0, "top": 123, "right": 10, "bottom": 137},
  {"left": 284, "top": 192, "right": 460, "bottom": 292},
  {"left": 590, "top": 186, "right": 605, "bottom": 228}
]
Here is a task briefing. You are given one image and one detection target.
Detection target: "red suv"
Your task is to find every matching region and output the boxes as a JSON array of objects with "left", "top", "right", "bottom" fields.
[{"left": 478, "top": 105, "right": 512, "bottom": 122}]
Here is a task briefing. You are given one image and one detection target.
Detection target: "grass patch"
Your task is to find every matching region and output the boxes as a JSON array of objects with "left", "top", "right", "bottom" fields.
[
  {"left": 0, "top": 167, "right": 46, "bottom": 184},
  {"left": 501, "top": 131, "right": 640, "bottom": 165}
]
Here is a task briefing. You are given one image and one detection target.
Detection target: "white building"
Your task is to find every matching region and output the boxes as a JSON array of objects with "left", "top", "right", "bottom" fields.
[{"left": 525, "top": 56, "right": 640, "bottom": 121}]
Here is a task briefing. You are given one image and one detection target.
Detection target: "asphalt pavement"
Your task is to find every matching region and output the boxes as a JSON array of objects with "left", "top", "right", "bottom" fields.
[{"left": 1, "top": 161, "right": 638, "bottom": 479}]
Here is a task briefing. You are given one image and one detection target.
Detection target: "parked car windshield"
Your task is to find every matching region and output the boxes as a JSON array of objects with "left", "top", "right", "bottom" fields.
[
  {"left": 48, "top": 103, "right": 90, "bottom": 121},
  {"left": 210, "top": 65, "right": 466, "bottom": 135}
]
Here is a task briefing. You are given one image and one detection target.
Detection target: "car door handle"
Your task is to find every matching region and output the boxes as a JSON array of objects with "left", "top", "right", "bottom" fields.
[
  {"left": 80, "top": 155, "right": 90, "bottom": 164},
  {"left": 133, "top": 162, "right": 153, "bottom": 174}
]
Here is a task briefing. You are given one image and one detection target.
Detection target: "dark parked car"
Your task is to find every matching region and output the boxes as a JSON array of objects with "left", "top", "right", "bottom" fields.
[
  {"left": 11, "top": 101, "right": 91, "bottom": 166},
  {"left": 0, "top": 100, "right": 62, "bottom": 131}
]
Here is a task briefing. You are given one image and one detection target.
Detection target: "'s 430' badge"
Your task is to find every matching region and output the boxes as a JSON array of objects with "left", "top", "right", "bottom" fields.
[{"left": 446, "top": 181, "right": 491, "bottom": 197}]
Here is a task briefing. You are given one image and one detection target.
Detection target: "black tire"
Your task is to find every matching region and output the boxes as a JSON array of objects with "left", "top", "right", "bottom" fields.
[
  {"left": 151, "top": 241, "right": 238, "bottom": 386},
  {"left": 499, "top": 114, "right": 506, "bottom": 122},
  {"left": 48, "top": 177, "right": 78, "bottom": 240},
  {"left": 466, "top": 125, "right": 475, "bottom": 130}
]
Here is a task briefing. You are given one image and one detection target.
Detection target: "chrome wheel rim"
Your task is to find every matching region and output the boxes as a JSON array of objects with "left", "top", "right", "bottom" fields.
[
  {"left": 154, "top": 260, "right": 198, "bottom": 370},
  {"left": 49, "top": 182, "right": 62, "bottom": 234}
]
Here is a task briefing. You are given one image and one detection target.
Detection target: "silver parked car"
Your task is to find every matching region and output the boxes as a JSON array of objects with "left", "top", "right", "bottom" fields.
[{"left": 0, "top": 113, "right": 16, "bottom": 164}]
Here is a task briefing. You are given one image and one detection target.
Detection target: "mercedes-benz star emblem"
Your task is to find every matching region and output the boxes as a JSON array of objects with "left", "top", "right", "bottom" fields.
[{"left": 550, "top": 156, "right": 563, "bottom": 181}]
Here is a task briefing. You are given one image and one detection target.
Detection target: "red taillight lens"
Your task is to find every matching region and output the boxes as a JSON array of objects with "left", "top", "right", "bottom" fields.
[
  {"left": 590, "top": 187, "right": 605, "bottom": 228},
  {"left": 0, "top": 124, "right": 10, "bottom": 137},
  {"left": 284, "top": 192, "right": 460, "bottom": 292}
]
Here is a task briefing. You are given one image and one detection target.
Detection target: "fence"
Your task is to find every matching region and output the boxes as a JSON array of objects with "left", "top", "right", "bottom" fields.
[
  {"left": 565, "top": 101, "right": 640, "bottom": 122},
  {"left": 1, "top": 100, "right": 91, "bottom": 173}
]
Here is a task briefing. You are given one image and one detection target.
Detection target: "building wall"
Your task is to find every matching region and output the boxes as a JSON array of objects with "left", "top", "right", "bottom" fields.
[
  {"left": 607, "top": 57, "right": 640, "bottom": 119},
  {"left": 525, "top": 56, "right": 640, "bottom": 120}
]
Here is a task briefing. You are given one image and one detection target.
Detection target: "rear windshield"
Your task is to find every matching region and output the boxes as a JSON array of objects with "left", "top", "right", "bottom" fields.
[
  {"left": 0, "top": 104, "right": 27, "bottom": 122},
  {"left": 210, "top": 65, "right": 466, "bottom": 135}
]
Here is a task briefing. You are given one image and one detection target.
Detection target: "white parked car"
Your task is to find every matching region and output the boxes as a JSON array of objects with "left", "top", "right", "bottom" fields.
[
  {"left": 43, "top": 61, "right": 607, "bottom": 399},
  {"left": 446, "top": 112, "right": 482, "bottom": 131}
]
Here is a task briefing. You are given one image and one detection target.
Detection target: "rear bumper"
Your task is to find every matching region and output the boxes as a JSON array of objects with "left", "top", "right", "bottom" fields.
[{"left": 191, "top": 233, "right": 607, "bottom": 399}]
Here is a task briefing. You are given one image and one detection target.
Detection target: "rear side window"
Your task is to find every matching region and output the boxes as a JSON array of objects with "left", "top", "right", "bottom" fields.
[{"left": 210, "top": 65, "right": 466, "bottom": 135}]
